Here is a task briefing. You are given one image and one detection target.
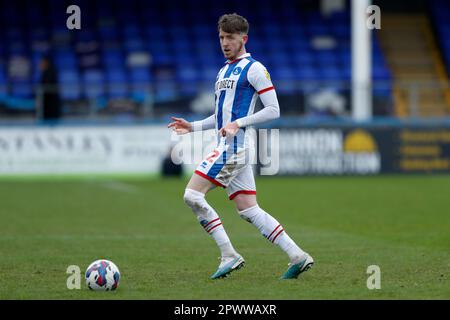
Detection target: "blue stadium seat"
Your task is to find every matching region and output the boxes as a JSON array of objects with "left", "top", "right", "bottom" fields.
[
  {"left": 30, "top": 29, "right": 49, "bottom": 42},
  {"left": 192, "top": 24, "right": 211, "bottom": 37},
  {"left": 10, "top": 81, "right": 33, "bottom": 98},
  {"left": 124, "top": 38, "right": 146, "bottom": 52},
  {"left": 268, "top": 51, "right": 291, "bottom": 66},
  {"left": 106, "top": 69, "right": 129, "bottom": 99},
  {"left": 177, "top": 65, "right": 199, "bottom": 82},
  {"left": 320, "top": 66, "right": 342, "bottom": 81},
  {"left": 75, "top": 30, "right": 97, "bottom": 43},
  {"left": 144, "top": 25, "right": 166, "bottom": 37},
  {"left": 373, "top": 66, "right": 391, "bottom": 80},
  {"left": 103, "top": 50, "right": 125, "bottom": 68},
  {"left": 154, "top": 82, "right": 177, "bottom": 102},
  {"left": 262, "top": 25, "right": 282, "bottom": 38},
  {"left": 199, "top": 66, "right": 217, "bottom": 82},
  {"left": 294, "top": 66, "right": 320, "bottom": 80},
  {"left": 333, "top": 24, "right": 350, "bottom": 39},
  {"left": 290, "top": 38, "right": 310, "bottom": 51},
  {"left": 54, "top": 51, "right": 78, "bottom": 69},
  {"left": 172, "top": 40, "right": 192, "bottom": 51},
  {"left": 0, "top": 0, "right": 393, "bottom": 111},
  {"left": 314, "top": 51, "right": 338, "bottom": 66},
  {"left": 151, "top": 52, "right": 174, "bottom": 66},
  {"left": 148, "top": 40, "right": 170, "bottom": 53},
  {"left": 0, "top": 70, "right": 7, "bottom": 98},
  {"left": 342, "top": 66, "right": 351, "bottom": 81},
  {"left": 339, "top": 50, "right": 351, "bottom": 65},
  {"left": 130, "top": 67, "right": 153, "bottom": 102},
  {"left": 130, "top": 67, "right": 152, "bottom": 82},
  {"left": 272, "top": 67, "right": 296, "bottom": 81},
  {"left": 58, "top": 70, "right": 82, "bottom": 100},
  {"left": 8, "top": 42, "right": 27, "bottom": 55},
  {"left": 292, "top": 52, "right": 314, "bottom": 65},
  {"left": 5, "top": 28, "right": 24, "bottom": 42},
  {"left": 99, "top": 26, "right": 119, "bottom": 42},
  {"left": 82, "top": 69, "right": 105, "bottom": 99},
  {"left": 307, "top": 24, "right": 330, "bottom": 37}
]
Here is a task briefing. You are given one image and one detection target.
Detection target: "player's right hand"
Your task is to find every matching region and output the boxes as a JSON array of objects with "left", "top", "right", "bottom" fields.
[{"left": 167, "top": 117, "right": 192, "bottom": 135}]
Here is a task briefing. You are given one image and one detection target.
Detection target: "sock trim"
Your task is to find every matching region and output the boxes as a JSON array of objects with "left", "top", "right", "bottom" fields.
[
  {"left": 204, "top": 217, "right": 220, "bottom": 228},
  {"left": 207, "top": 223, "right": 223, "bottom": 233},
  {"left": 271, "top": 228, "right": 285, "bottom": 243},
  {"left": 268, "top": 224, "right": 282, "bottom": 241}
]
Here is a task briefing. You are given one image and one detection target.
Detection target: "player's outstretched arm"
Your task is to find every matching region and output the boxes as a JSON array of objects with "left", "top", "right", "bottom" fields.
[
  {"left": 191, "top": 114, "right": 216, "bottom": 131},
  {"left": 167, "top": 117, "right": 192, "bottom": 135},
  {"left": 168, "top": 114, "right": 216, "bottom": 135}
]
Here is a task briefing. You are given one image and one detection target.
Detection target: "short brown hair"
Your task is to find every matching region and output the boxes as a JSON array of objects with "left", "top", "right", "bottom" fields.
[{"left": 218, "top": 13, "right": 249, "bottom": 34}]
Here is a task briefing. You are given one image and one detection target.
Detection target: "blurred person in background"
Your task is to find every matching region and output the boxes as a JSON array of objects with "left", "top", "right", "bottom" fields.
[
  {"left": 39, "top": 56, "right": 61, "bottom": 121},
  {"left": 161, "top": 144, "right": 183, "bottom": 177}
]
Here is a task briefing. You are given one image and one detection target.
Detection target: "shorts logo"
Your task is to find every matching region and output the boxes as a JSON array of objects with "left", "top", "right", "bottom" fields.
[
  {"left": 200, "top": 161, "right": 208, "bottom": 168},
  {"left": 206, "top": 150, "right": 220, "bottom": 163},
  {"left": 233, "top": 67, "right": 242, "bottom": 75}
]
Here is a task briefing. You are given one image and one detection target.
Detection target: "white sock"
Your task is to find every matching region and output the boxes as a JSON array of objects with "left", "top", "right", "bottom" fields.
[
  {"left": 275, "top": 233, "right": 306, "bottom": 262},
  {"left": 184, "top": 189, "right": 238, "bottom": 258},
  {"left": 239, "top": 205, "right": 305, "bottom": 261}
]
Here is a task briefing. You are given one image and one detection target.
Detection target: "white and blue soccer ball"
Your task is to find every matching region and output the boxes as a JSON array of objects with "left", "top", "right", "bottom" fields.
[{"left": 85, "top": 259, "right": 120, "bottom": 291}]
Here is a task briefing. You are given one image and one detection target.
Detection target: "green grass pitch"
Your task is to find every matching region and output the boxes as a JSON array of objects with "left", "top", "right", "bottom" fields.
[{"left": 0, "top": 175, "right": 449, "bottom": 299}]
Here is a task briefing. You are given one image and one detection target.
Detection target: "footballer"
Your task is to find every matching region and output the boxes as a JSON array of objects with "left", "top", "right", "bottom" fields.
[{"left": 168, "top": 13, "right": 313, "bottom": 279}]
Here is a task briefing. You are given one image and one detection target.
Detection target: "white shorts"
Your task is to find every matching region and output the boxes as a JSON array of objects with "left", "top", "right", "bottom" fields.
[{"left": 194, "top": 140, "right": 256, "bottom": 200}]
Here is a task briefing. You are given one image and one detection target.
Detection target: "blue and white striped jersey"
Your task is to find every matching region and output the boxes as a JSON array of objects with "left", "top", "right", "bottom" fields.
[{"left": 214, "top": 53, "right": 274, "bottom": 148}]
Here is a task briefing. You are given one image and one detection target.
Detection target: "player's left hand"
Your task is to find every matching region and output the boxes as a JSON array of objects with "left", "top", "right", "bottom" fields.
[{"left": 219, "top": 121, "right": 240, "bottom": 137}]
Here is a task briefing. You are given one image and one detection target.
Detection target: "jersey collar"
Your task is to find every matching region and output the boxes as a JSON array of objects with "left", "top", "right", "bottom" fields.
[{"left": 226, "top": 53, "right": 251, "bottom": 64}]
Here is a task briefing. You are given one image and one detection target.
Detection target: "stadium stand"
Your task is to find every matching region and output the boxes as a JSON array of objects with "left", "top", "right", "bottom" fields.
[{"left": 0, "top": 0, "right": 398, "bottom": 119}]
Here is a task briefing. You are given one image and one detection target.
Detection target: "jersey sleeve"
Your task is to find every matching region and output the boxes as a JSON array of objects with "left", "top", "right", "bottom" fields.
[
  {"left": 235, "top": 62, "right": 280, "bottom": 128},
  {"left": 247, "top": 62, "right": 275, "bottom": 95},
  {"left": 191, "top": 114, "right": 216, "bottom": 132}
]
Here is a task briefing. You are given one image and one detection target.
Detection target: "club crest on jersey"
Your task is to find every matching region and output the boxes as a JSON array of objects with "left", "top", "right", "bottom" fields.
[
  {"left": 264, "top": 69, "right": 271, "bottom": 80},
  {"left": 233, "top": 67, "right": 242, "bottom": 75}
]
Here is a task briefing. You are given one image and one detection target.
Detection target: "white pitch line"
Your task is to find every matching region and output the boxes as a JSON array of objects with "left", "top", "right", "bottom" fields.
[{"left": 100, "top": 181, "right": 141, "bottom": 194}]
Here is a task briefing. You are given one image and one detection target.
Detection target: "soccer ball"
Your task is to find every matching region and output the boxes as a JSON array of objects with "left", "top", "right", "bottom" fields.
[{"left": 85, "top": 259, "right": 120, "bottom": 291}]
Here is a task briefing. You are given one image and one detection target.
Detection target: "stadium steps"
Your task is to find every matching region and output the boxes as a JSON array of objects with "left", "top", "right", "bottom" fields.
[{"left": 378, "top": 14, "right": 450, "bottom": 117}]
